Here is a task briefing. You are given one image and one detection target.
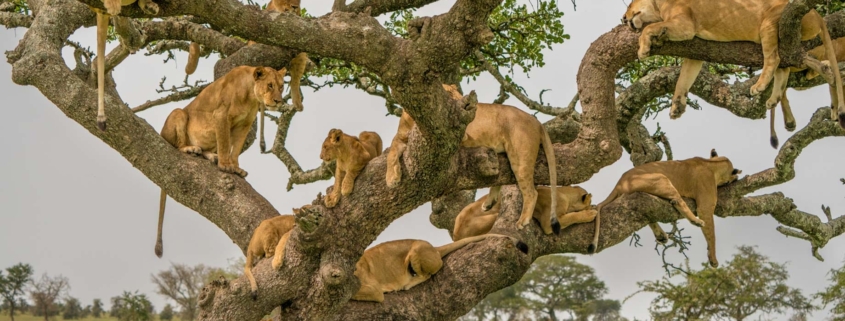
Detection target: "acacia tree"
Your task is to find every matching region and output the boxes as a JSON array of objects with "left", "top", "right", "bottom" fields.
[
  {"left": 29, "top": 273, "right": 69, "bottom": 321},
  {"left": 2, "top": 0, "right": 845, "bottom": 319},
  {"left": 817, "top": 260, "right": 845, "bottom": 320},
  {"left": 632, "top": 246, "right": 815, "bottom": 320},
  {"left": 0, "top": 263, "right": 34, "bottom": 321}
]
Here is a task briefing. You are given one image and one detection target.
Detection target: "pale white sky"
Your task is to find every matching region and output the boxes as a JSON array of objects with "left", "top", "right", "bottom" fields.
[{"left": 1, "top": 0, "right": 844, "bottom": 320}]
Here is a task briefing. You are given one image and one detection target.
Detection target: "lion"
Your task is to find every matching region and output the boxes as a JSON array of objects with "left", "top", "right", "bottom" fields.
[
  {"left": 385, "top": 84, "right": 559, "bottom": 234},
  {"left": 767, "top": 37, "right": 845, "bottom": 148},
  {"left": 453, "top": 186, "right": 595, "bottom": 240},
  {"left": 92, "top": 0, "right": 159, "bottom": 131},
  {"left": 320, "top": 129, "right": 383, "bottom": 208},
  {"left": 351, "top": 234, "right": 529, "bottom": 302},
  {"left": 154, "top": 66, "right": 286, "bottom": 258},
  {"left": 624, "top": 0, "right": 845, "bottom": 129},
  {"left": 588, "top": 149, "right": 741, "bottom": 267},
  {"left": 244, "top": 213, "right": 296, "bottom": 300}
]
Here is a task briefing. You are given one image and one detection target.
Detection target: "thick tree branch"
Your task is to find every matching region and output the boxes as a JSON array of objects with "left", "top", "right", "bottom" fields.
[
  {"left": 335, "top": 0, "right": 439, "bottom": 16},
  {"left": 0, "top": 11, "right": 32, "bottom": 28}
]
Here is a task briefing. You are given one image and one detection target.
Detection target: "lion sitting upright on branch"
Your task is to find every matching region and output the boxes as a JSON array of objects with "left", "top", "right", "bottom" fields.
[
  {"left": 385, "top": 84, "right": 559, "bottom": 235},
  {"left": 154, "top": 66, "right": 287, "bottom": 258},
  {"left": 623, "top": 0, "right": 845, "bottom": 130},
  {"left": 589, "top": 149, "right": 741, "bottom": 267},
  {"left": 320, "top": 129, "right": 383, "bottom": 208}
]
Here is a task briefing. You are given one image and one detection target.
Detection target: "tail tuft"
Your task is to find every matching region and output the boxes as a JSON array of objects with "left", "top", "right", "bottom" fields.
[
  {"left": 839, "top": 112, "right": 845, "bottom": 129},
  {"left": 154, "top": 242, "right": 163, "bottom": 258},
  {"left": 587, "top": 243, "right": 596, "bottom": 254},
  {"left": 251, "top": 291, "right": 258, "bottom": 301},
  {"left": 97, "top": 117, "right": 107, "bottom": 131},
  {"left": 770, "top": 135, "right": 778, "bottom": 149},
  {"left": 551, "top": 217, "right": 561, "bottom": 235}
]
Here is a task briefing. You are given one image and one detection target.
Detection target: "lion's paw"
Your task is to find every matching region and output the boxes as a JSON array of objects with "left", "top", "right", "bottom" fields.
[
  {"left": 142, "top": 1, "right": 159, "bottom": 15},
  {"left": 690, "top": 218, "right": 705, "bottom": 227},
  {"left": 181, "top": 146, "right": 202, "bottom": 156},
  {"left": 219, "top": 164, "right": 247, "bottom": 178},
  {"left": 749, "top": 83, "right": 766, "bottom": 96},
  {"left": 324, "top": 193, "right": 339, "bottom": 208},
  {"left": 637, "top": 48, "right": 650, "bottom": 60}
]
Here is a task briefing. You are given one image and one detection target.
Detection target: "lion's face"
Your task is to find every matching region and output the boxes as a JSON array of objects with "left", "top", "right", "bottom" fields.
[
  {"left": 622, "top": 0, "right": 662, "bottom": 30},
  {"left": 268, "top": 0, "right": 301, "bottom": 14},
  {"left": 709, "top": 149, "right": 742, "bottom": 186},
  {"left": 403, "top": 247, "right": 442, "bottom": 290},
  {"left": 570, "top": 186, "right": 592, "bottom": 212},
  {"left": 320, "top": 129, "right": 343, "bottom": 162},
  {"left": 252, "top": 67, "right": 286, "bottom": 110}
]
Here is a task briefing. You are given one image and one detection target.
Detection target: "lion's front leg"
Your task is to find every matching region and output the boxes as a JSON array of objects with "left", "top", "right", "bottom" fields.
[
  {"left": 341, "top": 168, "right": 362, "bottom": 196},
  {"left": 288, "top": 53, "right": 308, "bottom": 112},
  {"left": 385, "top": 139, "right": 406, "bottom": 188},
  {"left": 670, "top": 58, "right": 703, "bottom": 119},
  {"left": 637, "top": 18, "right": 695, "bottom": 60},
  {"left": 324, "top": 166, "right": 345, "bottom": 208},
  {"left": 751, "top": 21, "right": 780, "bottom": 95}
]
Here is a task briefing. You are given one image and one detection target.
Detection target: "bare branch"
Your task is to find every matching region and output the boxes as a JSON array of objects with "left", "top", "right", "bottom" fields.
[
  {"left": 131, "top": 83, "right": 209, "bottom": 113},
  {"left": 475, "top": 50, "right": 572, "bottom": 116}
]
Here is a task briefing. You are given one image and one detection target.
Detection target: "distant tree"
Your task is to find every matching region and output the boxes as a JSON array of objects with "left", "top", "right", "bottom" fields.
[
  {"left": 587, "top": 299, "right": 627, "bottom": 321},
  {"left": 109, "top": 296, "right": 121, "bottom": 318},
  {"left": 81, "top": 304, "right": 91, "bottom": 318},
  {"left": 159, "top": 303, "right": 175, "bottom": 321},
  {"left": 91, "top": 298, "right": 104, "bottom": 318},
  {"left": 632, "top": 246, "right": 815, "bottom": 321},
  {"left": 816, "top": 260, "right": 845, "bottom": 321},
  {"left": 110, "top": 291, "right": 154, "bottom": 321},
  {"left": 461, "top": 285, "right": 528, "bottom": 320},
  {"left": 0, "top": 263, "right": 34, "bottom": 321},
  {"left": 62, "top": 297, "right": 83, "bottom": 319},
  {"left": 152, "top": 263, "right": 220, "bottom": 321},
  {"left": 29, "top": 273, "right": 69, "bottom": 321},
  {"left": 520, "top": 255, "right": 608, "bottom": 321}
]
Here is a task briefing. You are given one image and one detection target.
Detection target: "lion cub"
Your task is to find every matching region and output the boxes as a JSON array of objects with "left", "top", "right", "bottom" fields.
[
  {"left": 386, "top": 84, "right": 559, "bottom": 235},
  {"left": 453, "top": 186, "right": 595, "bottom": 241},
  {"left": 244, "top": 214, "right": 296, "bottom": 300},
  {"left": 352, "top": 234, "right": 528, "bottom": 302},
  {"left": 320, "top": 129, "right": 383, "bottom": 208},
  {"left": 623, "top": 0, "right": 845, "bottom": 129},
  {"left": 154, "top": 66, "right": 286, "bottom": 258},
  {"left": 589, "top": 149, "right": 741, "bottom": 267}
]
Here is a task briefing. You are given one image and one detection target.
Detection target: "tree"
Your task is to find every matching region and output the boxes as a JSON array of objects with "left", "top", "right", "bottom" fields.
[
  {"left": 0, "top": 263, "right": 34, "bottom": 321},
  {"left": 151, "top": 263, "right": 218, "bottom": 321},
  {"left": 632, "top": 246, "right": 815, "bottom": 321},
  {"left": 62, "top": 296, "right": 83, "bottom": 319},
  {"left": 29, "top": 273, "right": 69, "bottom": 321},
  {"left": 817, "top": 260, "right": 845, "bottom": 321},
  {"left": 1, "top": 0, "right": 844, "bottom": 318},
  {"left": 110, "top": 291, "right": 154, "bottom": 321},
  {"left": 91, "top": 298, "right": 104, "bottom": 318},
  {"left": 159, "top": 303, "right": 175, "bottom": 321}
]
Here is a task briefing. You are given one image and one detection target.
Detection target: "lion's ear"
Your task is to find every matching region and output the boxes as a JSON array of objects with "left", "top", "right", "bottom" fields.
[
  {"left": 582, "top": 193, "right": 591, "bottom": 204},
  {"left": 710, "top": 149, "right": 718, "bottom": 158},
  {"left": 278, "top": 67, "right": 287, "bottom": 77},
  {"left": 732, "top": 168, "right": 741, "bottom": 175},
  {"left": 253, "top": 68, "right": 266, "bottom": 80},
  {"left": 292, "top": 207, "right": 301, "bottom": 215}
]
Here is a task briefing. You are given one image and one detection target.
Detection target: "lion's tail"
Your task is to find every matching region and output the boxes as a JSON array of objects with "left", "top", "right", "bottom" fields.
[
  {"left": 185, "top": 42, "right": 200, "bottom": 75},
  {"left": 541, "top": 126, "right": 558, "bottom": 234},
  {"left": 96, "top": 12, "right": 108, "bottom": 131},
  {"left": 588, "top": 188, "right": 622, "bottom": 254},
  {"left": 436, "top": 234, "right": 528, "bottom": 257},
  {"left": 245, "top": 253, "right": 258, "bottom": 300},
  {"left": 818, "top": 10, "right": 845, "bottom": 128},
  {"left": 155, "top": 189, "right": 166, "bottom": 258},
  {"left": 770, "top": 107, "right": 779, "bottom": 148}
]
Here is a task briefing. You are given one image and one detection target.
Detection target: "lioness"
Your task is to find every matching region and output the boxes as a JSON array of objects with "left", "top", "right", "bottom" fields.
[
  {"left": 385, "top": 84, "right": 559, "bottom": 234},
  {"left": 92, "top": 0, "right": 159, "bottom": 131},
  {"left": 320, "top": 129, "right": 383, "bottom": 208},
  {"left": 351, "top": 234, "right": 529, "bottom": 302},
  {"left": 768, "top": 37, "right": 845, "bottom": 147},
  {"left": 624, "top": 0, "right": 845, "bottom": 128},
  {"left": 588, "top": 149, "right": 741, "bottom": 267},
  {"left": 453, "top": 186, "right": 595, "bottom": 240},
  {"left": 244, "top": 213, "right": 296, "bottom": 300},
  {"left": 154, "top": 66, "right": 286, "bottom": 258}
]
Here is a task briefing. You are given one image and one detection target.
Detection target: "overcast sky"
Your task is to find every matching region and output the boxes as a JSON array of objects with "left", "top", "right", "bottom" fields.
[{"left": 1, "top": 0, "right": 845, "bottom": 320}]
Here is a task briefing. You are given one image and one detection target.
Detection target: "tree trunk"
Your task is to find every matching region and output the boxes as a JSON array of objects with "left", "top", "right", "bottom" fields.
[{"left": 548, "top": 308, "right": 558, "bottom": 321}]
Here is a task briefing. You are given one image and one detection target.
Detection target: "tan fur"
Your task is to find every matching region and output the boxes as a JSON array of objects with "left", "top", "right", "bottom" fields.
[
  {"left": 92, "top": 0, "right": 159, "bottom": 131},
  {"left": 320, "top": 129, "right": 383, "bottom": 208},
  {"left": 453, "top": 186, "right": 595, "bottom": 241},
  {"left": 244, "top": 214, "right": 296, "bottom": 300},
  {"left": 351, "top": 234, "right": 526, "bottom": 302},
  {"left": 154, "top": 66, "right": 286, "bottom": 258},
  {"left": 624, "top": 0, "right": 845, "bottom": 128},
  {"left": 768, "top": 37, "right": 845, "bottom": 147},
  {"left": 385, "top": 84, "right": 559, "bottom": 234},
  {"left": 589, "top": 149, "right": 741, "bottom": 268}
]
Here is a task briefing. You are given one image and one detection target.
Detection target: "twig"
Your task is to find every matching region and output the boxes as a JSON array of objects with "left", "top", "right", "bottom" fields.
[
  {"left": 474, "top": 50, "right": 572, "bottom": 117},
  {"left": 132, "top": 83, "right": 209, "bottom": 113}
]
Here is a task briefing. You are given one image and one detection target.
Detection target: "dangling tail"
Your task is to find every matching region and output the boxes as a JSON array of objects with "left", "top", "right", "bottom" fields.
[
  {"left": 769, "top": 107, "right": 778, "bottom": 148},
  {"left": 540, "top": 126, "right": 558, "bottom": 234},
  {"left": 185, "top": 42, "right": 200, "bottom": 75},
  {"left": 588, "top": 189, "right": 621, "bottom": 254},
  {"left": 96, "top": 12, "right": 109, "bottom": 131},
  {"left": 818, "top": 11, "right": 845, "bottom": 128},
  {"left": 155, "top": 189, "right": 166, "bottom": 258},
  {"left": 435, "top": 234, "right": 528, "bottom": 257}
]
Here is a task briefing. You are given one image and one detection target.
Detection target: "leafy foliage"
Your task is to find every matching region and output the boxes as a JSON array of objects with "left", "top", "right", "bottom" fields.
[
  {"left": 631, "top": 246, "right": 814, "bottom": 321},
  {"left": 0, "top": 263, "right": 34, "bottom": 320},
  {"left": 160, "top": 303, "right": 175, "bottom": 321},
  {"left": 816, "top": 260, "right": 845, "bottom": 321},
  {"left": 62, "top": 296, "right": 83, "bottom": 319},
  {"left": 111, "top": 291, "right": 155, "bottom": 321}
]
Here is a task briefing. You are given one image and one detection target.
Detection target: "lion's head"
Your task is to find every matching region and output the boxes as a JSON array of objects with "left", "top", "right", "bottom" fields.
[
  {"left": 622, "top": 0, "right": 662, "bottom": 29},
  {"left": 403, "top": 243, "right": 443, "bottom": 290},
  {"left": 709, "top": 149, "right": 742, "bottom": 186},
  {"left": 569, "top": 186, "right": 592, "bottom": 212},
  {"left": 252, "top": 67, "right": 286, "bottom": 111},
  {"left": 267, "top": 0, "right": 301, "bottom": 14},
  {"left": 320, "top": 128, "right": 344, "bottom": 162}
]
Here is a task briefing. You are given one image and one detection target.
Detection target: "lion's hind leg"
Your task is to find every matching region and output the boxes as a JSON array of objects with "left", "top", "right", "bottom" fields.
[
  {"left": 636, "top": 17, "right": 695, "bottom": 59},
  {"left": 161, "top": 108, "right": 202, "bottom": 155},
  {"left": 628, "top": 173, "right": 704, "bottom": 227},
  {"left": 669, "top": 59, "right": 703, "bottom": 119},
  {"left": 352, "top": 282, "right": 385, "bottom": 303},
  {"left": 556, "top": 209, "right": 597, "bottom": 231},
  {"left": 750, "top": 20, "right": 781, "bottom": 95},
  {"left": 648, "top": 222, "right": 669, "bottom": 244}
]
